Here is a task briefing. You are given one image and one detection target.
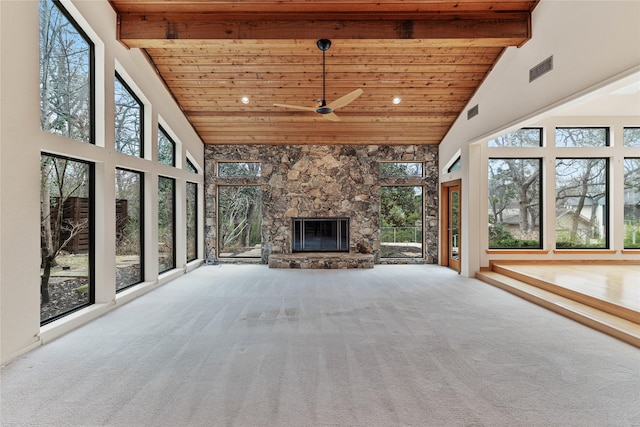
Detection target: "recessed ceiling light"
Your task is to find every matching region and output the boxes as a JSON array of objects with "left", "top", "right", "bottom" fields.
[
  {"left": 240, "top": 96, "right": 250, "bottom": 104},
  {"left": 392, "top": 97, "right": 402, "bottom": 105}
]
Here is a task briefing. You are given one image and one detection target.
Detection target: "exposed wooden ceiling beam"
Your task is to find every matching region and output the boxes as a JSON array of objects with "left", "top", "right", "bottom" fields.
[
  {"left": 110, "top": 1, "right": 538, "bottom": 15},
  {"left": 117, "top": 14, "right": 531, "bottom": 48}
]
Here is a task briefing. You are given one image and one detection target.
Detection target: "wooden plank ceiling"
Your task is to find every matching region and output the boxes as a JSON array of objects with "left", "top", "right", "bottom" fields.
[{"left": 109, "top": 1, "right": 538, "bottom": 146}]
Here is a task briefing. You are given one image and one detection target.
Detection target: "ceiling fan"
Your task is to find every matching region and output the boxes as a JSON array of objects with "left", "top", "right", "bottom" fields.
[{"left": 273, "top": 39, "right": 363, "bottom": 122}]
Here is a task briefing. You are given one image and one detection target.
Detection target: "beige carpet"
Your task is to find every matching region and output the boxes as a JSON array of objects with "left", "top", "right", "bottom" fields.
[{"left": 1, "top": 264, "right": 639, "bottom": 426}]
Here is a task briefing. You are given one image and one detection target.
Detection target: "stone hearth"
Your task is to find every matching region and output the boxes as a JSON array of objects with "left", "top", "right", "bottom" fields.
[{"left": 268, "top": 253, "right": 374, "bottom": 269}]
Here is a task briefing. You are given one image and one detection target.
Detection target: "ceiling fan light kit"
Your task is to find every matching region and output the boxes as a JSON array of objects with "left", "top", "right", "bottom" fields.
[{"left": 273, "top": 39, "right": 363, "bottom": 121}]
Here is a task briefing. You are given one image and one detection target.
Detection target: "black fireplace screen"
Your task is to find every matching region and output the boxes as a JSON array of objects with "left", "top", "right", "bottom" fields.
[{"left": 292, "top": 218, "right": 349, "bottom": 252}]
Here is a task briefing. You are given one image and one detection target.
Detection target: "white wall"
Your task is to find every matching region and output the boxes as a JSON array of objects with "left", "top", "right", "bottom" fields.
[
  {"left": 439, "top": 0, "right": 640, "bottom": 276},
  {"left": 0, "top": 0, "right": 205, "bottom": 363}
]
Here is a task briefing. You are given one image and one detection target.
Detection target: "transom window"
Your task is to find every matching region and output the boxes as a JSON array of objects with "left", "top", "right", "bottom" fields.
[
  {"left": 186, "top": 158, "right": 198, "bottom": 173},
  {"left": 623, "top": 127, "right": 640, "bottom": 147},
  {"left": 39, "top": 0, "right": 94, "bottom": 144},
  {"left": 556, "top": 127, "right": 609, "bottom": 147},
  {"left": 218, "top": 162, "right": 261, "bottom": 177},
  {"left": 488, "top": 128, "right": 542, "bottom": 147},
  {"left": 114, "top": 73, "right": 143, "bottom": 157},
  {"left": 158, "top": 126, "right": 176, "bottom": 166},
  {"left": 380, "top": 162, "right": 423, "bottom": 178}
]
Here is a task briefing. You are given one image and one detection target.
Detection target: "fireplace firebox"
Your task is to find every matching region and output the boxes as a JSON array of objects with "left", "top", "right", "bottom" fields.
[{"left": 292, "top": 217, "right": 349, "bottom": 252}]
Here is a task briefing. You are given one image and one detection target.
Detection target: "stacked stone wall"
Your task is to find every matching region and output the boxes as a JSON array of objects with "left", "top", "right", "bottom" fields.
[{"left": 204, "top": 145, "right": 438, "bottom": 264}]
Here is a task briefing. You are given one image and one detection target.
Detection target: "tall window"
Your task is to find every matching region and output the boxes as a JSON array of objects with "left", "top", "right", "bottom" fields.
[
  {"left": 186, "top": 182, "right": 198, "bottom": 262},
  {"left": 380, "top": 186, "right": 423, "bottom": 258},
  {"left": 218, "top": 186, "right": 262, "bottom": 258},
  {"left": 115, "top": 168, "right": 143, "bottom": 291},
  {"left": 158, "top": 176, "right": 175, "bottom": 272},
  {"left": 555, "top": 158, "right": 608, "bottom": 248},
  {"left": 158, "top": 126, "right": 175, "bottom": 166},
  {"left": 488, "top": 159, "right": 542, "bottom": 248},
  {"left": 40, "top": 154, "right": 93, "bottom": 324},
  {"left": 624, "top": 158, "right": 640, "bottom": 249},
  {"left": 39, "top": 0, "right": 93, "bottom": 143},
  {"left": 114, "top": 74, "right": 143, "bottom": 157}
]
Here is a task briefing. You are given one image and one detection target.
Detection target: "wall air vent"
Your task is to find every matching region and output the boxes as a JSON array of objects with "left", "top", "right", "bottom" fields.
[
  {"left": 530, "top": 56, "right": 553, "bottom": 82},
  {"left": 467, "top": 104, "right": 479, "bottom": 120}
]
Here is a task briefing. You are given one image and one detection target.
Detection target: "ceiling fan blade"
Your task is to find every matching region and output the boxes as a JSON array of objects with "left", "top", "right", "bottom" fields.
[
  {"left": 323, "top": 112, "right": 340, "bottom": 122},
  {"left": 273, "top": 103, "right": 316, "bottom": 112},
  {"left": 326, "top": 88, "right": 363, "bottom": 110}
]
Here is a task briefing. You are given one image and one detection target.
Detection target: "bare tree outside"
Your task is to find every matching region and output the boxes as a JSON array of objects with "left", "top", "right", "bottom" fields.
[
  {"left": 218, "top": 186, "right": 262, "bottom": 257},
  {"left": 555, "top": 158, "right": 607, "bottom": 248},
  {"left": 488, "top": 128, "right": 542, "bottom": 148},
  {"left": 39, "top": 0, "right": 92, "bottom": 143},
  {"left": 488, "top": 159, "right": 541, "bottom": 248},
  {"left": 186, "top": 182, "right": 198, "bottom": 262},
  {"left": 115, "top": 74, "right": 143, "bottom": 157},
  {"left": 115, "top": 168, "right": 143, "bottom": 290},
  {"left": 158, "top": 176, "right": 175, "bottom": 273},
  {"left": 624, "top": 158, "right": 640, "bottom": 248},
  {"left": 158, "top": 127, "right": 175, "bottom": 166},
  {"left": 40, "top": 155, "right": 91, "bottom": 322},
  {"left": 218, "top": 162, "right": 261, "bottom": 177}
]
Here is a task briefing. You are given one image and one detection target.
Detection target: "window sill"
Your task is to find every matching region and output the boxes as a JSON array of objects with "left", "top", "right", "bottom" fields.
[
  {"left": 621, "top": 249, "right": 640, "bottom": 254},
  {"left": 486, "top": 249, "right": 549, "bottom": 254},
  {"left": 552, "top": 249, "right": 617, "bottom": 254}
]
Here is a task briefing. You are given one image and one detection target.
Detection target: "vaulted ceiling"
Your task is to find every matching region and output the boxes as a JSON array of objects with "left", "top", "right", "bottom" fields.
[{"left": 109, "top": 1, "right": 538, "bottom": 146}]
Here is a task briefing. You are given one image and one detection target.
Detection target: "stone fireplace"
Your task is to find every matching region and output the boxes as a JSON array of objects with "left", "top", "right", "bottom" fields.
[
  {"left": 292, "top": 217, "right": 349, "bottom": 253},
  {"left": 205, "top": 144, "right": 439, "bottom": 267}
]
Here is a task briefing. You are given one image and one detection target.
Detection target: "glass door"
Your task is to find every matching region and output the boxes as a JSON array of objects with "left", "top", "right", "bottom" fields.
[{"left": 448, "top": 185, "right": 460, "bottom": 272}]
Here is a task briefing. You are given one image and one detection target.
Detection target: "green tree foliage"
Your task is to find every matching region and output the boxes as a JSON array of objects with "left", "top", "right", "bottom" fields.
[{"left": 380, "top": 186, "right": 422, "bottom": 228}]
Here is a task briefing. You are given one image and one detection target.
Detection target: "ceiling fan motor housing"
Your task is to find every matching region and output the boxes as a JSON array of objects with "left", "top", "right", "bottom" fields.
[{"left": 317, "top": 39, "right": 331, "bottom": 51}]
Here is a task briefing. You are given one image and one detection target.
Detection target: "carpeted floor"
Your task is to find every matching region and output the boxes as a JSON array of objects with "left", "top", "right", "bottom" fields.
[{"left": 1, "top": 264, "right": 639, "bottom": 426}]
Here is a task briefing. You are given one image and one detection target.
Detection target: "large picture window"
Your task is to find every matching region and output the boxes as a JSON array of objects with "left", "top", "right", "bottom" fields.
[
  {"left": 115, "top": 168, "right": 143, "bottom": 291},
  {"left": 488, "top": 159, "right": 542, "bottom": 248},
  {"left": 218, "top": 186, "right": 262, "bottom": 258},
  {"left": 380, "top": 186, "right": 423, "bottom": 258},
  {"left": 624, "top": 158, "right": 640, "bottom": 249},
  {"left": 186, "top": 182, "right": 198, "bottom": 262},
  {"left": 114, "top": 74, "right": 143, "bottom": 157},
  {"left": 555, "top": 158, "right": 608, "bottom": 248},
  {"left": 39, "top": 0, "right": 93, "bottom": 144},
  {"left": 40, "top": 154, "right": 93, "bottom": 324},
  {"left": 158, "top": 176, "right": 175, "bottom": 272}
]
